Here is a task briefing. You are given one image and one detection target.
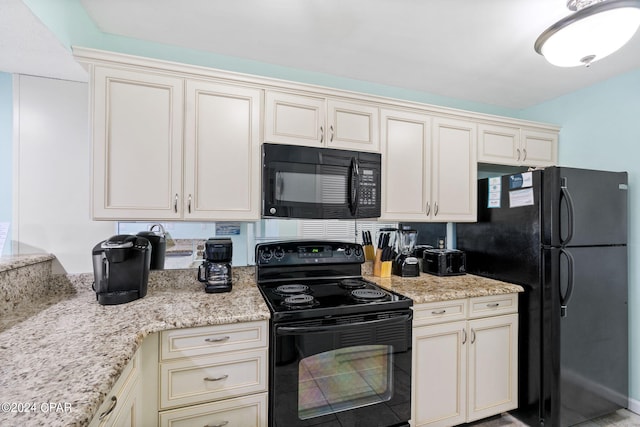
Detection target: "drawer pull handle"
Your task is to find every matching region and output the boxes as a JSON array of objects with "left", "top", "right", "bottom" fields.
[
  {"left": 205, "top": 336, "right": 230, "bottom": 343},
  {"left": 432, "top": 309, "right": 446, "bottom": 315},
  {"left": 205, "top": 421, "right": 229, "bottom": 427},
  {"left": 204, "top": 374, "right": 229, "bottom": 382},
  {"left": 487, "top": 303, "right": 500, "bottom": 308},
  {"left": 98, "top": 396, "right": 117, "bottom": 421}
]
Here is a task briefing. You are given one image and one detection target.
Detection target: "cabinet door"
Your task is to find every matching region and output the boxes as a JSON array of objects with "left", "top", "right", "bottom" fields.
[
  {"left": 413, "top": 321, "right": 467, "bottom": 427},
  {"left": 103, "top": 377, "right": 143, "bottom": 427},
  {"left": 521, "top": 129, "right": 558, "bottom": 166},
  {"left": 477, "top": 123, "right": 520, "bottom": 165},
  {"left": 431, "top": 117, "right": 477, "bottom": 222},
  {"left": 264, "top": 91, "right": 325, "bottom": 146},
  {"left": 467, "top": 314, "right": 518, "bottom": 422},
  {"left": 327, "top": 99, "right": 379, "bottom": 152},
  {"left": 92, "top": 67, "right": 183, "bottom": 220},
  {"left": 380, "top": 109, "right": 431, "bottom": 221},
  {"left": 184, "top": 81, "right": 262, "bottom": 220}
]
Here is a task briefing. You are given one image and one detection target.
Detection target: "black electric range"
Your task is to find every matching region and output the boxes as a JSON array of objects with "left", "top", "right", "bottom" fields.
[{"left": 256, "top": 240, "right": 413, "bottom": 427}]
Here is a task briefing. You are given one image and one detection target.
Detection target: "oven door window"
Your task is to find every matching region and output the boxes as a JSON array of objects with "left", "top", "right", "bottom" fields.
[{"left": 298, "top": 344, "right": 393, "bottom": 420}]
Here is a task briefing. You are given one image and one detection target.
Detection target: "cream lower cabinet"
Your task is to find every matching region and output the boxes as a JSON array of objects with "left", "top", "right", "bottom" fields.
[
  {"left": 381, "top": 109, "right": 477, "bottom": 222},
  {"left": 158, "top": 320, "right": 268, "bottom": 426},
  {"left": 90, "top": 66, "right": 262, "bottom": 220},
  {"left": 89, "top": 347, "right": 143, "bottom": 427},
  {"left": 478, "top": 124, "right": 558, "bottom": 167},
  {"left": 412, "top": 294, "right": 518, "bottom": 427},
  {"left": 264, "top": 90, "right": 380, "bottom": 152}
]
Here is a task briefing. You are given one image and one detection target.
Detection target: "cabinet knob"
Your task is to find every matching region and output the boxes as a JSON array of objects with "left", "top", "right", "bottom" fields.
[
  {"left": 426, "top": 202, "right": 431, "bottom": 216},
  {"left": 320, "top": 125, "right": 324, "bottom": 143},
  {"left": 516, "top": 148, "right": 521, "bottom": 161},
  {"left": 522, "top": 148, "right": 527, "bottom": 161},
  {"left": 330, "top": 125, "right": 334, "bottom": 142}
]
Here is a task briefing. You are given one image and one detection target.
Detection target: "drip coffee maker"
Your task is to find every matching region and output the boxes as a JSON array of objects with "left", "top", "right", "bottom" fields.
[
  {"left": 198, "top": 238, "right": 232, "bottom": 293},
  {"left": 392, "top": 228, "right": 420, "bottom": 277}
]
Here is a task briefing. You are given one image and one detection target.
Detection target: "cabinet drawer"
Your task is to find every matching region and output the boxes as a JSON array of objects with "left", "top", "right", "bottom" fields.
[
  {"left": 159, "top": 348, "right": 267, "bottom": 409},
  {"left": 468, "top": 294, "right": 518, "bottom": 319},
  {"left": 413, "top": 299, "right": 467, "bottom": 326},
  {"left": 160, "top": 320, "right": 267, "bottom": 361},
  {"left": 159, "top": 393, "right": 268, "bottom": 427}
]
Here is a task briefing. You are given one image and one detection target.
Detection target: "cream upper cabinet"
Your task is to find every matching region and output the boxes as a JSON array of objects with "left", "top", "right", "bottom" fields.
[
  {"left": 478, "top": 123, "right": 558, "bottom": 167},
  {"left": 92, "top": 66, "right": 184, "bottom": 220},
  {"left": 520, "top": 128, "right": 558, "bottom": 166},
  {"left": 432, "top": 117, "right": 477, "bottom": 222},
  {"left": 381, "top": 108, "right": 432, "bottom": 220},
  {"left": 184, "top": 80, "right": 262, "bottom": 220},
  {"left": 264, "top": 90, "right": 379, "bottom": 152},
  {"left": 382, "top": 110, "right": 477, "bottom": 222},
  {"left": 91, "top": 66, "right": 262, "bottom": 221}
]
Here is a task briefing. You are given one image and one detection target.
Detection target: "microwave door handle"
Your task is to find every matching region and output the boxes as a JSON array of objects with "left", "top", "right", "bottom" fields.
[
  {"left": 275, "top": 171, "right": 284, "bottom": 201},
  {"left": 349, "top": 158, "right": 360, "bottom": 216}
]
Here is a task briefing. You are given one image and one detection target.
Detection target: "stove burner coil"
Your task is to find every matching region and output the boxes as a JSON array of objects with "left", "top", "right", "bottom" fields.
[
  {"left": 274, "top": 284, "right": 310, "bottom": 295},
  {"left": 339, "top": 279, "right": 367, "bottom": 290},
  {"left": 282, "top": 294, "right": 316, "bottom": 308},
  {"left": 351, "top": 288, "right": 389, "bottom": 301}
]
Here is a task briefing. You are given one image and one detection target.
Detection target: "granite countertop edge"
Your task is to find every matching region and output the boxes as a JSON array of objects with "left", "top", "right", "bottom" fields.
[{"left": 0, "top": 267, "right": 522, "bottom": 427}]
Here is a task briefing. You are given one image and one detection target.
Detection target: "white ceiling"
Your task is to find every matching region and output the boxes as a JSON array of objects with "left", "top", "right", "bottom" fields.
[{"left": 4, "top": 0, "right": 640, "bottom": 109}]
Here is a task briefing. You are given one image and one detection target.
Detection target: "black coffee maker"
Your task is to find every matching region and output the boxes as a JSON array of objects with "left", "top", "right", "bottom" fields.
[
  {"left": 198, "top": 238, "right": 232, "bottom": 293},
  {"left": 92, "top": 235, "right": 151, "bottom": 305}
]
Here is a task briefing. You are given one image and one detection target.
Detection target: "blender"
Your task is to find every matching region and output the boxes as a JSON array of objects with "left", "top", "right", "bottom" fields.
[{"left": 393, "top": 228, "right": 420, "bottom": 277}]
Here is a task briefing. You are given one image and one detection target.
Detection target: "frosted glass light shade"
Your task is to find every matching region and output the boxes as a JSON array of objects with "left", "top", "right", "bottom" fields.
[{"left": 535, "top": 0, "right": 640, "bottom": 67}]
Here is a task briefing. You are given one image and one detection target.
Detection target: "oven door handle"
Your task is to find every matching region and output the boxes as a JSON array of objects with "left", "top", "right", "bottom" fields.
[{"left": 275, "top": 312, "right": 412, "bottom": 335}]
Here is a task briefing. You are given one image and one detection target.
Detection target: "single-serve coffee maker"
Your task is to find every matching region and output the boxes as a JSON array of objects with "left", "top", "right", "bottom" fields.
[
  {"left": 393, "top": 228, "right": 420, "bottom": 277},
  {"left": 198, "top": 238, "right": 233, "bottom": 293},
  {"left": 92, "top": 235, "right": 151, "bottom": 305}
]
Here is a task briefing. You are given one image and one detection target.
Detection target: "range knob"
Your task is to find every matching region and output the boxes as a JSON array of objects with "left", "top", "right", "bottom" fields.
[
  {"left": 274, "top": 247, "right": 285, "bottom": 259},
  {"left": 260, "top": 248, "right": 273, "bottom": 261},
  {"left": 354, "top": 246, "right": 363, "bottom": 257},
  {"left": 344, "top": 246, "right": 352, "bottom": 256}
]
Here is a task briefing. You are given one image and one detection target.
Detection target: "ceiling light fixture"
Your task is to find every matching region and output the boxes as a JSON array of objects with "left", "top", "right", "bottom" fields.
[{"left": 535, "top": 0, "right": 640, "bottom": 67}]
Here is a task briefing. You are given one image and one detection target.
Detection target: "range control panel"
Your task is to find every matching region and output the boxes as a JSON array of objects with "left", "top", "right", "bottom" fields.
[{"left": 256, "top": 241, "right": 364, "bottom": 266}]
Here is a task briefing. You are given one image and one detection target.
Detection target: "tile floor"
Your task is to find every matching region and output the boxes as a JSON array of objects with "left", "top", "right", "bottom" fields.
[{"left": 465, "top": 409, "right": 640, "bottom": 426}]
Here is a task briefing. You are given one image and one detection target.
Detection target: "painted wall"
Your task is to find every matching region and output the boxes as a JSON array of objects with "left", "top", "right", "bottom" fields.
[
  {"left": 0, "top": 73, "right": 12, "bottom": 256},
  {"left": 13, "top": 75, "right": 115, "bottom": 273},
  {"left": 520, "top": 68, "right": 640, "bottom": 410}
]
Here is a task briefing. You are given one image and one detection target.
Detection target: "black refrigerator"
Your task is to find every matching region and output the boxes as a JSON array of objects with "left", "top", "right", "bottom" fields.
[{"left": 457, "top": 167, "right": 628, "bottom": 427}]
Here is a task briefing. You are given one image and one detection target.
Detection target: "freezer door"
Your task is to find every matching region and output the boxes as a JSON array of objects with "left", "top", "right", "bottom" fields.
[
  {"left": 541, "top": 246, "right": 628, "bottom": 426},
  {"left": 542, "top": 167, "right": 628, "bottom": 247}
]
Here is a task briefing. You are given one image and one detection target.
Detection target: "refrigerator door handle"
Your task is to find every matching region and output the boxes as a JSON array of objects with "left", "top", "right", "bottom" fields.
[
  {"left": 560, "top": 177, "right": 575, "bottom": 246},
  {"left": 559, "top": 248, "right": 575, "bottom": 318}
]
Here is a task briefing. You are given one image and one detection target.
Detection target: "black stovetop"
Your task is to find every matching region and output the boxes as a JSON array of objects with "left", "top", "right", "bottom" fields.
[
  {"left": 255, "top": 241, "right": 412, "bottom": 322},
  {"left": 257, "top": 277, "right": 412, "bottom": 321}
]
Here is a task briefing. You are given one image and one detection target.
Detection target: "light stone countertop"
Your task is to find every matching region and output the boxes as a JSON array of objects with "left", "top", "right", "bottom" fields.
[
  {"left": 0, "top": 260, "right": 523, "bottom": 427},
  {"left": 0, "top": 267, "right": 270, "bottom": 427}
]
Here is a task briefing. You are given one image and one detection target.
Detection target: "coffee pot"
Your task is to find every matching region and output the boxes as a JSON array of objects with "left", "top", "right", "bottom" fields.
[{"left": 198, "top": 238, "right": 233, "bottom": 293}]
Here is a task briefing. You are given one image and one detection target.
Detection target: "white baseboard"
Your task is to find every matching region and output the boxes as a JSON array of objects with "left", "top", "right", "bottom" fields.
[{"left": 629, "top": 396, "right": 640, "bottom": 415}]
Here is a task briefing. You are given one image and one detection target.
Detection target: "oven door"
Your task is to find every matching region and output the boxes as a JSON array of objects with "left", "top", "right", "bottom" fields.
[{"left": 270, "top": 311, "right": 412, "bottom": 427}]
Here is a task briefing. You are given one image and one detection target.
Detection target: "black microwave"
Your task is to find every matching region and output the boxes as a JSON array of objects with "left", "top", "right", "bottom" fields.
[{"left": 262, "top": 143, "right": 381, "bottom": 219}]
